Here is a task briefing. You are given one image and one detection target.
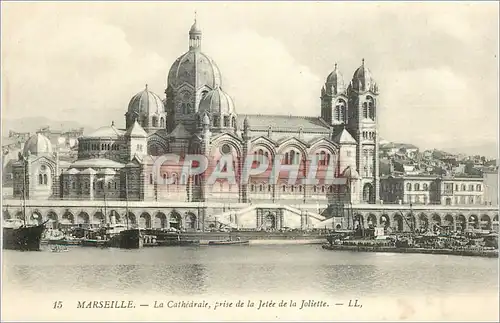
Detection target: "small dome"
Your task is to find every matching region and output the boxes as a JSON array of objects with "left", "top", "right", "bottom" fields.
[
  {"left": 189, "top": 19, "right": 201, "bottom": 34},
  {"left": 198, "top": 87, "right": 236, "bottom": 116},
  {"left": 23, "top": 133, "right": 52, "bottom": 156},
  {"left": 325, "top": 63, "right": 345, "bottom": 95},
  {"left": 342, "top": 166, "right": 359, "bottom": 179},
  {"left": 83, "top": 123, "right": 123, "bottom": 139},
  {"left": 351, "top": 59, "right": 377, "bottom": 92},
  {"left": 127, "top": 85, "right": 165, "bottom": 120}
]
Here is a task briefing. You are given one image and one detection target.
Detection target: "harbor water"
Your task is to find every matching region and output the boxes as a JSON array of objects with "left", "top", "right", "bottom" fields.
[{"left": 3, "top": 244, "right": 498, "bottom": 297}]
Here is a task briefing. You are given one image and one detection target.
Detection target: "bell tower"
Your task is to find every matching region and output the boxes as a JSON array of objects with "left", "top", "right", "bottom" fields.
[
  {"left": 321, "top": 63, "right": 348, "bottom": 127},
  {"left": 347, "top": 59, "right": 380, "bottom": 204}
]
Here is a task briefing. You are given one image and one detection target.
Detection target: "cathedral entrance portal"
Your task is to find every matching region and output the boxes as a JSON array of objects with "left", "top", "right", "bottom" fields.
[{"left": 264, "top": 214, "right": 276, "bottom": 230}]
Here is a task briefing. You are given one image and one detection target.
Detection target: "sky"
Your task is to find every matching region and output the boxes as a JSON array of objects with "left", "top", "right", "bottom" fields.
[{"left": 1, "top": 2, "right": 499, "bottom": 157}]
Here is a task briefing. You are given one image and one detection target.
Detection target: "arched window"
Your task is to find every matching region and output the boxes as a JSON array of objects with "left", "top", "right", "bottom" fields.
[
  {"left": 160, "top": 117, "right": 165, "bottom": 128},
  {"left": 423, "top": 183, "right": 428, "bottom": 190},
  {"left": 152, "top": 116, "right": 158, "bottom": 127},
  {"left": 286, "top": 150, "right": 300, "bottom": 164},
  {"left": 335, "top": 100, "right": 346, "bottom": 122},
  {"left": 282, "top": 185, "right": 286, "bottom": 192},
  {"left": 251, "top": 184, "right": 255, "bottom": 192},
  {"left": 172, "top": 173, "right": 178, "bottom": 185},
  {"left": 469, "top": 184, "right": 474, "bottom": 191},
  {"left": 406, "top": 183, "right": 412, "bottom": 191},
  {"left": 461, "top": 184, "right": 466, "bottom": 191},
  {"left": 114, "top": 182, "right": 117, "bottom": 189},
  {"left": 43, "top": 174, "right": 48, "bottom": 185},
  {"left": 313, "top": 186, "right": 317, "bottom": 193},
  {"left": 367, "top": 96, "right": 375, "bottom": 120},
  {"left": 476, "top": 184, "right": 482, "bottom": 191},
  {"left": 163, "top": 173, "right": 167, "bottom": 184},
  {"left": 149, "top": 174, "right": 153, "bottom": 185},
  {"left": 187, "top": 103, "right": 193, "bottom": 114},
  {"left": 38, "top": 174, "right": 43, "bottom": 185},
  {"left": 328, "top": 185, "right": 333, "bottom": 193},
  {"left": 181, "top": 174, "right": 186, "bottom": 185},
  {"left": 258, "top": 149, "right": 264, "bottom": 163},
  {"left": 72, "top": 182, "right": 76, "bottom": 189},
  {"left": 363, "top": 102, "right": 368, "bottom": 118},
  {"left": 415, "top": 183, "right": 420, "bottom": 191},
  {"left": 108, "top": 182, "right": 111, "bottom": 189},
  {"left": 223, "top": 116, "right": 230, "bottom": 127},
  {"left": 320, "top": 151, "right": 326, "bottom": 166}
]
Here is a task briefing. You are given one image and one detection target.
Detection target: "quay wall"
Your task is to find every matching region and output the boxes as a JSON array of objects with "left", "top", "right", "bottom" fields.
[{"left": 2, "top": 199, "right": 498, "bottom": 232}]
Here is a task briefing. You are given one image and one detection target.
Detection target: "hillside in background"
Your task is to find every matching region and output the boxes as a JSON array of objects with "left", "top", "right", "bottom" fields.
[
  {"left": 2, "top": 119, "right": 498, "bottom": 158},
  {"left": 2, "top": 117, "right": 94, "bottom": 137}
]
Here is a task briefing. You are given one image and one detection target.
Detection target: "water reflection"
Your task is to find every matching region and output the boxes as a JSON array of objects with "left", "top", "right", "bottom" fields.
[{"left": 2, "top": 245, "right": 498, "bottom": 297}]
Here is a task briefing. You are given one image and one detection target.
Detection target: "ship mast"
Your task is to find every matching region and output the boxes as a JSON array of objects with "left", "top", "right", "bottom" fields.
[
  {"left": 399, "top": 203, "right": 416, "bottom": 234},
  {"left": 125, "top": 173, "right": 129, "bottom": 230},
  {"left": 22, "top": 156, "right": 27, "bottom": 226}
]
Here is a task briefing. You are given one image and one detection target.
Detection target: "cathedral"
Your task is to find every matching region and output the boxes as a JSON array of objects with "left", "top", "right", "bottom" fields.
[{"left": 12, "top": 17, "right": 380, "bottom": 207}]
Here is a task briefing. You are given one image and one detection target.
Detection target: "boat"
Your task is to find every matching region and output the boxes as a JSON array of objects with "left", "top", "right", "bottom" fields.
[
  {"left": 106, "top": 175, "right": 144, "bottom": 249},
  {"left": 208, "top": 239, "right": 249, "bottom": 246},
  {"left": 50, "top": 245, "right": 69, "bottom": 252},
  {"left": 3, "top": 219, "right": 48, "bottom": 251},
  {"left": 3, "top": 165, "right": 47, "bottom": 251},
  {"left": 157, "top": 239, "right": 200, "bottom": 246},
  {"left": 45, "top": 238, "right": 82, "bottom": 246},
  {"left": 81, "top": 238, "right": 109, "bottom": 248},
  {"left": 107, "top": 228, "right": 143, "bottom": 249}
]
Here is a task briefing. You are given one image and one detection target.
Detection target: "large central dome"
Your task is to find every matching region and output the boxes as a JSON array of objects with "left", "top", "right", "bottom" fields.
[
  {"left": 167, "top": 51, "right": 222, "bottom": 89},
  {"left": 166, "top": 18, "right": 222, "bottom": 90}
]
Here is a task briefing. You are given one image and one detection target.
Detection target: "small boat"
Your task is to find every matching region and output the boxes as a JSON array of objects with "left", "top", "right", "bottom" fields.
[
  {"left": 81, "top": 239, "right": 109, "bottom": 248},
  {"left": 208, "top": 239, "right": 249, "bottom": 246},
  {"left": 46, "top": 238, "right": 82, "bottom": 246},
  {"left": 50, "top": 245, "right": 69, "bottom": 253},
  {"left": 157, "top": 239, "right": 200, "bottom": 246}
]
